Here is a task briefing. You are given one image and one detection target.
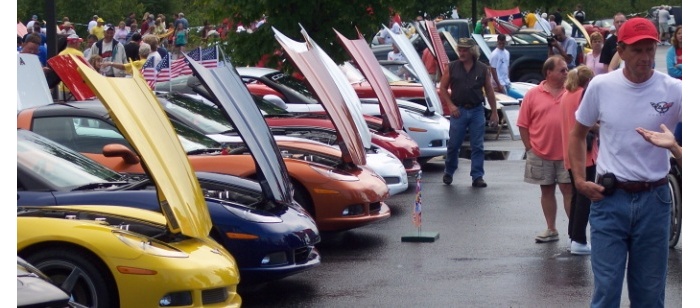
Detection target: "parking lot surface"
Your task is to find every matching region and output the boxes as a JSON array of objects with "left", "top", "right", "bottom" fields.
[{"left": 240, "top": 131, "right": 682, "bottom": 307}]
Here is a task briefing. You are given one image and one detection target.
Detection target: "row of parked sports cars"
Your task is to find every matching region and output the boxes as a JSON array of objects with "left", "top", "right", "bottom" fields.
[{"left": 15, "top": 24, "right": 468, "bottom": 307}]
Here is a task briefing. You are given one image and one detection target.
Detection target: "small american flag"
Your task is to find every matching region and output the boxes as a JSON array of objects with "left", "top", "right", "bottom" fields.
[
  {"left": 184, "top": 47, "right": 219, "bottom": 73},
  {"left": 140, "top": 56, "right": 156, "bottom": 89},
  {"left": 412, "top": 171, "right": 422, "bottom": 228}
]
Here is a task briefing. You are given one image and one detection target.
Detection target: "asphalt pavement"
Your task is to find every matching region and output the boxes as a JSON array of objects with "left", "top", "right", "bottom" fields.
[{"left": 238, "top": 45, "right": 681, "bottom": 307}]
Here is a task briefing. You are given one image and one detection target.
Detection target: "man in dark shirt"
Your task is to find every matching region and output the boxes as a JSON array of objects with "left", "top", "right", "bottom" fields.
[
  {"left": 599, "top": 12, "right": 627, "bottom": 72},
  {"left": 553, "top": 8, "right": 563, "bottom": 25},
  {"left": 438, "top": 38, "right": 499, "bottom": 188},
  {"left": 124, "top": 33, "right": 142, "bottom": 62}
]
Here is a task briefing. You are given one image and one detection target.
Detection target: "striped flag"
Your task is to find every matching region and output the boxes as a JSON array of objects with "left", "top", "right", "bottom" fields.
[
  {"left": 200, "top": 46, "right": 219, "bottom": 68},
  {"left": 412, "top": 171, "right": 422, "bottom": 228},
  {"left": 140, "top": 56, "right": 156, "bottom": 89}
]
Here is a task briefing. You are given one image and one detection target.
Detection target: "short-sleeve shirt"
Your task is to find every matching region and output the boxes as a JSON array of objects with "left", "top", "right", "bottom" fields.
[
  {"left": 552, "top": 37, "right": 578, "bottom": 68},
  {"left": 489, "top": 47, "right": 510, "bottom": 86},
  {"left": 517, "top": 81, "right": 565, "bottom": 160},
  {"left": 575, "top": 70, "right": 682, "bottom": 181},
  {"left": 599, "top": 34, "right": 617, "bottom": 65}
]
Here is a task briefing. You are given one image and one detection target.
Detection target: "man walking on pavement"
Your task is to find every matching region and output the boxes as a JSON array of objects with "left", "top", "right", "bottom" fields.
[
  {"left": 439, "top": 38, "right": 499, "bottom": 188},
  {"left": 569, "top": 18, "right": 681, "bottom": 307},
  {"left": 517, "top": 55, "right": 573, "bottom": 243}
]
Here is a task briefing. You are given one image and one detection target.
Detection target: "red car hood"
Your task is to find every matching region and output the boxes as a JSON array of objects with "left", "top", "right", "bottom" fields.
[
  {"left": 334, "top": 28, "right": 403, "bottom": 131},
  {"left": 273, "top": 27, "right": 366, "bottom": 166}
]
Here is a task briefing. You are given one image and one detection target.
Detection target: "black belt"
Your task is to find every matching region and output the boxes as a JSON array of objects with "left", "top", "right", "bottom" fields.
[
  {"left": 616, "top": 178, "right": 668, "bottom": 193},
  {"left": 456, "top": 101, "right": 482, "bottom": 109},
  {"left": 597, "top": 175, "right": 668, "bottom": 194}
]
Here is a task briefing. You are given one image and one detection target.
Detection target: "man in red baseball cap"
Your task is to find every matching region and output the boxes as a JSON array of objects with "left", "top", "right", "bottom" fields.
[{"left": 568, "top": 16, "right": 681, "bottom": 307}]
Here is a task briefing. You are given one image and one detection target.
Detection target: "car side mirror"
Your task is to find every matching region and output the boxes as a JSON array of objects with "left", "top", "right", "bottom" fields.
[
  {"left": 263, "top": 94, "right": 288, "bottom": 110},
  {"left": 103, "top": 143, "right": 140, "bottom": 164}
]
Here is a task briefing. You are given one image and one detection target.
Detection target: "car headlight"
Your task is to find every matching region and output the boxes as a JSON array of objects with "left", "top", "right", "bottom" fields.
[
  {"left": 405, "top": 110, "right": 439, "bottom": 124},
  {"left": 309, "top": 165, "right": 359, "bottom": 181},
  {"left": 159, "top": 291, "right": 193, "bottom": 306},
  {"left": 113, "top": 230, "right": 188, "bottom": 258}
]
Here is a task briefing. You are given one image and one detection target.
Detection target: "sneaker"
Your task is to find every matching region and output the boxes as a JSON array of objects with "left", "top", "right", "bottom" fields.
[
  {"left": 570, "top": 241, "right": 591, "bottom": 255},
  {"left": 442, "top": 174, "right": 453, "bottom": 185},
  {"left": 472, "top": 177, "right": 487, "bottom": 188},
  {"left": 535, "top": 229, "right": 559, "bottom": 243}
]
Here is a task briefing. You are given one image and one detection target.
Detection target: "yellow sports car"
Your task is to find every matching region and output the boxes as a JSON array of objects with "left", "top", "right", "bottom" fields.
[{"left": 17, "top": 55, "right": 243, "bottom": 308}]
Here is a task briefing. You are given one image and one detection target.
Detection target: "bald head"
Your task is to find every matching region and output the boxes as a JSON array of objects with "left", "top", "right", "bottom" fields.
[{"left": 553, "top": 26, "right": 567, "bottom": 41}]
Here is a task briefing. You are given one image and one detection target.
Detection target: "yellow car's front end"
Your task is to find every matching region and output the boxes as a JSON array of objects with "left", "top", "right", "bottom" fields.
[
  {"left": 18, "top": 205, "right": 241, "bottom": 307},
  {"left": 17, "top": 55, "right": 243, "bottom": 307}
]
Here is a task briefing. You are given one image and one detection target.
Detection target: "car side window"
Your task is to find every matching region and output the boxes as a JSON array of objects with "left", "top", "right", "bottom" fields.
[{"left": 33, "top": 116, "right": 133, "bottom": 154}]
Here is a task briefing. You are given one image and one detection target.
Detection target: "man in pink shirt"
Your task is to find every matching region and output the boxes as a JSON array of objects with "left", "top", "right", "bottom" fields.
[{"left": 517, "top": 55, "right": 573, "bottom": 243}]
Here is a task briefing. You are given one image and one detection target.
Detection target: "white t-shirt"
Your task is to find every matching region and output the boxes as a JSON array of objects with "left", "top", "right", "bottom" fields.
[
  {"left": 380, "top": 22, "right": 402, "bottom": 44},
  {"left": 387, "top": 51, "right": 405, "bottom": 62},
  {"left": 489, "top": 47, "right": 510, "bottom": 86},
  {"left": 575, "top": 70, "right": 682, "bottom": 181},
  {"left": 87, "top": 20, "right": 97, "bottom": 34}
]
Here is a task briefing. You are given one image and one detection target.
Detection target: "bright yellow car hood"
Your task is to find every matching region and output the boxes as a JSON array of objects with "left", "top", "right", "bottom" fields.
[{"left": 72, "top": 55, "right": 212, "bottom": 239}]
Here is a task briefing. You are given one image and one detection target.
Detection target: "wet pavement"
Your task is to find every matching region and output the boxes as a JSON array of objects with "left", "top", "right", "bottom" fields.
[
  {"left": 239, "top": 130, "right": 682, "bottom": 307},
  {"left": 238, "top": 45, "right": 681, "bottom": 306}
]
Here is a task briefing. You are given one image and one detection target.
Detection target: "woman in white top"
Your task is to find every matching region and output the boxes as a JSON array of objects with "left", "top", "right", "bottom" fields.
[
  {"left": 115, "top": 21, "right": 129, "bottom": 45},
  {"left": 584, "top": 32, "right": 606, "bottom": 75}
]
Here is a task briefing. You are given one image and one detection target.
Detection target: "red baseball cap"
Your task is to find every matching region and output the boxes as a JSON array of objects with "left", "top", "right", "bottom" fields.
[{"left": 617, "top": 17, "right": 659, "bottom": 44}]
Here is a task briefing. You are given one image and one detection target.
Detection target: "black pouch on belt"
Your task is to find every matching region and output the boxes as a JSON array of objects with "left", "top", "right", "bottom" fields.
[{"left": 598, "top": 173, "right": 617, "bottom": 196}]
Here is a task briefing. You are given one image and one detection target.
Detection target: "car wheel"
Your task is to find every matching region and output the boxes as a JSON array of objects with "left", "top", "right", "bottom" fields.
[
  {"left": 292, "top": 180, "right": 315, "bottom": 218},
  {"left": 668, "top": 173, "right": 681, "bottom": 248},
  {"left": 516, "top": 72, "right": 543, "bottom": 84},
  {"left": 25, "top": 249, "right": 118, "bottom": 308}
]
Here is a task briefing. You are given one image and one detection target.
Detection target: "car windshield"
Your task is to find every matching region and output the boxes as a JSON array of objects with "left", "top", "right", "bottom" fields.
[
  {"left": 161, "top": 93, "right": 233, "bottom": 135},
  {"left": 253, "top": 95, "right": 290, "bottom": 116},
  {"left": 265, "top": 72, "right": 319, "bottom": 103},
  {"left": 171, "top": 120, "right": 223, "bottom": 152},
  {"left": 17, "top": 129, "right": 122, "bottom": 189}
]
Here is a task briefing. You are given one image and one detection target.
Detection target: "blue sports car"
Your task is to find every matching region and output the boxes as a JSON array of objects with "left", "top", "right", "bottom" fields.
[{"left": 17, "top": 128, "right": 320, "bottom": 285}]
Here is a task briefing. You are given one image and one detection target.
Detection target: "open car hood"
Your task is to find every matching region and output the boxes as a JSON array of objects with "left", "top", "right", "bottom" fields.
[
  {"left": 334, "top": 28, "right": 403, "bottom": 131},
  {"left": 567, "top": 14, "right": 591, "bottom": 47},
  {"left": 184, "top": 56, "right": 294, "bottom": 204},
  {"left": 73, "top": 55, "right": 212, "bottom": 239},
  {"left": 17, "top": 54, "right": 53, "bottom": 111},
  {"left": 47, "top": 54, "right": 97, "bottom": 101},
  {"left": 424, "top": 20, "right": 450, "bottom": 76},
  {"left": 384, "top": 24, "right": 443, "bottom": 115},
  {"left": 273, "top": 27, "right": 367, "bottom": 166}
]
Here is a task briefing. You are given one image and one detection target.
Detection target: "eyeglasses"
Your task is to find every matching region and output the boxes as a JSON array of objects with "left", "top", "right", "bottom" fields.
[{"left": 559, "top": 68, "right": 569, "bottom": 73}]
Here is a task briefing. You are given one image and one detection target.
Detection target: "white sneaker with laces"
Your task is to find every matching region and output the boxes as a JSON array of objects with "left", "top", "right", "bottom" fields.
[{"left": 570, "top": 241, "right": 591, "bottom": 255}]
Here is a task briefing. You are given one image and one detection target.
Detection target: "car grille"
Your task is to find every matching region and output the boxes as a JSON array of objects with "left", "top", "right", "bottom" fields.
[
  {"left": 369, "top": 202, "right": 382, "bottom": 214},
  {"left": 202, "top": 287, "right": 228, "bottom": 305},
  {"left": 383, "top": 176, "right": 401, "bottom": 184},
  {"left": 294, "top": 247, "right": 312, "bottom": 264}
]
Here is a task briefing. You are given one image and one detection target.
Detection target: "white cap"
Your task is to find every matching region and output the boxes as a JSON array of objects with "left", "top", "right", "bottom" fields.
[{"left": 541, "top": 13, "right": 548, "bottom": 19}]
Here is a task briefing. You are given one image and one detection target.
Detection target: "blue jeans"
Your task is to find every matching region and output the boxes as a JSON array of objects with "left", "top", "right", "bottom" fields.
[
  {"left": 590, "top": 183, "right": 671, "bottom": 308},
  {"left": 444, "top": 105, "right": 485, "bottom": 180}
]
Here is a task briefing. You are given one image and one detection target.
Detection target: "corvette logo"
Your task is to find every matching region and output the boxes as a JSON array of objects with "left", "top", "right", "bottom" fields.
[{"left": 650, "top": 101, "right": 673, "bottom": 114}]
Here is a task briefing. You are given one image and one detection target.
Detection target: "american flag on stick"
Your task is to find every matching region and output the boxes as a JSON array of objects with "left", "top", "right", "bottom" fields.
[
  {"left": 412, "top": 171, "right": 422, "bottom": 228},
  {"left": 140, "top": 56, "right": 156, "bottom": 89}
]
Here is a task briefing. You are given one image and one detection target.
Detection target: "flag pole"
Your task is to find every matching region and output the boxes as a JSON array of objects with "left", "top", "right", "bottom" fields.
[{"left": 401, "top": 170, "right": 439, "bottom": 242}]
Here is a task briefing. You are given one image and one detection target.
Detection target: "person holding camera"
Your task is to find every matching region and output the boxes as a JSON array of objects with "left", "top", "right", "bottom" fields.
[
  {"left": 568, "top": 18, "right": 681, "bottom": 307},
  {"left": 548, "top": 26, "right": 578, "bottom": 69}
]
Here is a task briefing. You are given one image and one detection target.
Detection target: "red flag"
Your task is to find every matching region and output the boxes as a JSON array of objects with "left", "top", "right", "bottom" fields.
[{"left": 484, "top": 7, "right": 523, "bottom": 34}]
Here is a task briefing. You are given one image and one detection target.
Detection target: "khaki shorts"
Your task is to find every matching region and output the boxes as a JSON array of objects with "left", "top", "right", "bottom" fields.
[{"left": 524, "top": 149, "right": 571, "bottom": 185}]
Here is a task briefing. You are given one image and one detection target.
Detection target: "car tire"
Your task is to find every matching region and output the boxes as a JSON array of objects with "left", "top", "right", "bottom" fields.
[
  {"left": 25, "top": 248, "right": 118, "bottom": 308},
  {"left": 668, "top": 173, "right": 681, "bottom": 248},
  {"left": 516, "top": 72, "right": 543, "bottom": 84},
  {"left": 292, "top": 180, "right": 315, "bottom": 218}
]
